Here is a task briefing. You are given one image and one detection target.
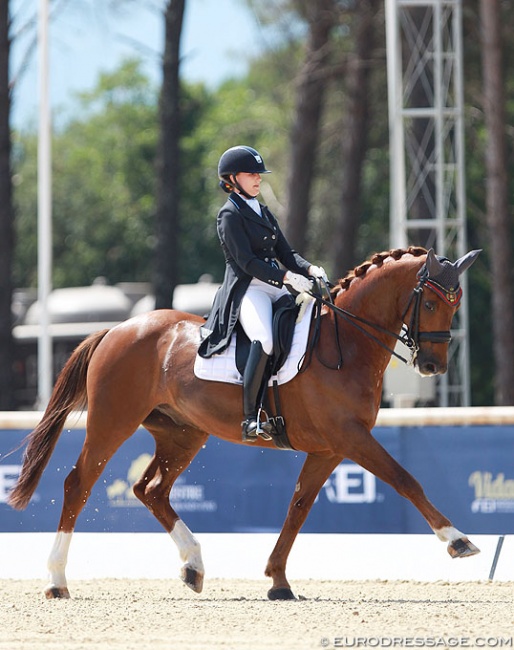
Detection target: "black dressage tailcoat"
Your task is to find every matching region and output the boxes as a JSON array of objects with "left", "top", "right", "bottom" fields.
[{"left": 198, "top": 192, "right": 311, "bottom": 358}]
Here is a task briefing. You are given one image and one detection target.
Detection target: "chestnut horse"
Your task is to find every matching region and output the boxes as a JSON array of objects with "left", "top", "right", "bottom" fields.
[{"left": 9, "top": 246, "right": 481, "bottom": 600}]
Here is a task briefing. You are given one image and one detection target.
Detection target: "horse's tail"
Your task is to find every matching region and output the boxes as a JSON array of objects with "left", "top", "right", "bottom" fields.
[{"left": 8, "top": 328, "right": 110, "bottom": 511}]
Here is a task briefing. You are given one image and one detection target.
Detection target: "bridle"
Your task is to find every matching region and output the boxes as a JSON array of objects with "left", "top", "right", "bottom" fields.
[
  {"left": 306, "top": 269, "right": 460, "bottom": 369},
  {"left": 398, "top": 271, "right": 458, "bottom": 361}
]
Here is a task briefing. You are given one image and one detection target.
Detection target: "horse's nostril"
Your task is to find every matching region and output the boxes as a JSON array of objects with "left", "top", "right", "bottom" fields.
[
  {"left": 418, "top": 360, "right": 438, "bottom": 376},
  {"left": 423, "top": 362, "right": 442, "bottom": 376}
]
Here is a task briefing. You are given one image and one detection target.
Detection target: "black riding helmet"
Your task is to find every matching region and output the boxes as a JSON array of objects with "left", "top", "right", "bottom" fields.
[{"left": 218, "top": 145, "right": 271, "bottom": 196}]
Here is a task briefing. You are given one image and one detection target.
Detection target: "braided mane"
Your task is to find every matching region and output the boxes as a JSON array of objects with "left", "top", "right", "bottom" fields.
[{"left": 332, "top": 246, "right": 427, "bottom": 295}]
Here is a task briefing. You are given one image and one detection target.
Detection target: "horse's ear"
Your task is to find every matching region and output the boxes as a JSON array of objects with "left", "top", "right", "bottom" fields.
[
  {"left": 453, "top": 249, "right": 482, "bottom": 276},
  {"left": 425, "top": 248, "right": 445, "bottom": 277}
]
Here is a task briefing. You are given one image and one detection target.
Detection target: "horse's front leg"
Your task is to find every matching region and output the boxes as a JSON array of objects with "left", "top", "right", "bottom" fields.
[
  {"left": 348, "top": 429, "right": 480, "bottom": 558},
  {"left": 265, "top": 453, "right": 342, "bottom": 600}
]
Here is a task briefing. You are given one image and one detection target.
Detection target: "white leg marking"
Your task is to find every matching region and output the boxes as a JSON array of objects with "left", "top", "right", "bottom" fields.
[
  {"left": 434, "top": 525, "right": 465, "bottom": 542},
  {"left": 170, "top": 520, "right": 204, "bottom": 574},
  {"left": 47, "top": 531, "right": 73, "bottom": 590}
]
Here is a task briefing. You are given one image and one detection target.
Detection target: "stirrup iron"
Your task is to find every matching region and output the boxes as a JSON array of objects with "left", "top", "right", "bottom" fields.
[{"left": 256, "top": 407, "right": 273, "bottom": 441}]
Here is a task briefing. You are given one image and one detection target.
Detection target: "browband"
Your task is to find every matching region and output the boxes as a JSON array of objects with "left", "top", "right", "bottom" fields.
[{"left": 425, "top": 279, "right": 463, "bottom": 306}]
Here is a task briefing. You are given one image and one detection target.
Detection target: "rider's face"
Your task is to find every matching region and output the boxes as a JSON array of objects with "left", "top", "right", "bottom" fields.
[{"left": 234, "top": 172, "right": 262, "bottom": 198}]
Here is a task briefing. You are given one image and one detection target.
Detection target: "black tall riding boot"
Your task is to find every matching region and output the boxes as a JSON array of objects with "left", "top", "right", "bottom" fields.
[{"left": 241, "top": 340, "right": 273, "bottom": 442}]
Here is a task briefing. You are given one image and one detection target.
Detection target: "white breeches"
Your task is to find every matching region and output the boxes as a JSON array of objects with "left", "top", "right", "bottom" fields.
[{"left": 239, "top": 278, "right": 289, "bottom": 355}]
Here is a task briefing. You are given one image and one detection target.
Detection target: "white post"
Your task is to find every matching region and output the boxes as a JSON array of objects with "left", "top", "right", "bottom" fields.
[
  {"left": 385, "top": 0, "right": 407, "bottom": 249},
  {"left": 37, "top": 0, "right": 52, "bottom": 408}
]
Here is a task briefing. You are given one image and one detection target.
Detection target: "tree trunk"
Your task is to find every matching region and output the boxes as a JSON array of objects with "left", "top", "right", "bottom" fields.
[
  {"left": 0, "top": 1, "right": 14, "bottom": 410},
  {"left": 479, "top": 0, "right": 514, "bottom": 405},
  {"left": 284, "top": 0, "right": 337, "bottom": 252},
  {"left": 154, "top": 0, "right": 185, "bottom": 309},
  {"left": 330, "top": 0, "right": 378, "bottom": 273}
]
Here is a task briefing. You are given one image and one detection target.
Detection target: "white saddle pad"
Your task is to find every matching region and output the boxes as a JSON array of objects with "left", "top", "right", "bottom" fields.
[{"left": 194, "top": 300, "right": 314, "bottom": 386}]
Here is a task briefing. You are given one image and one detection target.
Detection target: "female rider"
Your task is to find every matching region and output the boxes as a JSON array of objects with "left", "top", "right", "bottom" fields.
[{"left": 198, "top": 145, "right": 327, "bottom": 442}]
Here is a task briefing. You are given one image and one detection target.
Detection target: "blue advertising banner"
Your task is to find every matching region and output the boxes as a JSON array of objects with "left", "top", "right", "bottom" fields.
[{"left": 0, "top": 425, "right": 513, "bottom": 534}]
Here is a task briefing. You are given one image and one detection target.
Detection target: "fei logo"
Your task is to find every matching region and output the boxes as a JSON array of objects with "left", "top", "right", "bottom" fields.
[{"left": 322, "top": 462, "right": 377, "bottom": 504}]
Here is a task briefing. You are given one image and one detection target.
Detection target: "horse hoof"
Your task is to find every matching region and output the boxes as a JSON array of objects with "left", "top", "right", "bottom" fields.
[
  {"left": 267, "top": 587, "right": 296, "bottom": 601},
  {"left": 44, "top": 585, "right": 71, "bottom": 599},
  {"left": 448, "top": 537, "right": 481, "bottom": 558},
  {"left": 180, "top": 564, "right": 204, "bottom": 593}
]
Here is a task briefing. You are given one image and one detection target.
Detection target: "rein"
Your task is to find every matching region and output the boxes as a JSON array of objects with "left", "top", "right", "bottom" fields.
[{"left": 306, "top": 273, "right": 454, "bottom": 369}]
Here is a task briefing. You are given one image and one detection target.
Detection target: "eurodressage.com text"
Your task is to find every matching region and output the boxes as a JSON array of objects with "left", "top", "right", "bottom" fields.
[{"left": 320, "top": 637, "right": 513, "bottom": 648}]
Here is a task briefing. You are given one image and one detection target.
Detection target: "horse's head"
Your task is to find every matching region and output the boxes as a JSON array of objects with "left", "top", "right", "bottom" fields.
[{"left": 405, "top": 248, "right": 481, "bottom": 376}]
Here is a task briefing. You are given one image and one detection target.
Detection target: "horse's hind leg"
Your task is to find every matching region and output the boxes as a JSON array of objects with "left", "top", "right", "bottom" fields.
[
  {"left": 133, "top": 415, "right": 209, "bottom": 593},
  {"left": 45, "top": 420, "right": 142, "bottom": 599},
  {"left": 265, "top": 453, "right": 342, "bottom": 600}
]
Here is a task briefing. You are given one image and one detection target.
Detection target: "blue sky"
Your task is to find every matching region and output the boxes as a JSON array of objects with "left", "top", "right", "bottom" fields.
[{"left": 10, "top": 0, "right": 263, "bottom": 128}]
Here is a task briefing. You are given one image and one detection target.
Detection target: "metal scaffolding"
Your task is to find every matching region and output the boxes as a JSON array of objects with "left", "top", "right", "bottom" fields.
[{"left": 385, "top": 0, "right": 470, "bottom": 406}]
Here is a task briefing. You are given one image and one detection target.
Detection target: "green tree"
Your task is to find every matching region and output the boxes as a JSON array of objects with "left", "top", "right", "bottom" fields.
[
  {"left": 14, "top": 60, "right": 158, "bottom": 288},
  {"left": 13, "top": 60, "right": 230, "bottom": 290}
]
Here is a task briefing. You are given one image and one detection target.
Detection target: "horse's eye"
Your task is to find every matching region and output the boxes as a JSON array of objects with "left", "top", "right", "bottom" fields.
[{"left": 424, "top": 300, "right": 436, "bottom": 312}]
